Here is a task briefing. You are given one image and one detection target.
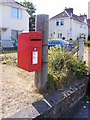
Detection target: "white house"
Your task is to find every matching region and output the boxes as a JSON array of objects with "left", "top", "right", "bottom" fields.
[
  {"left": 49, "top": 8, "right": 88, "bottom": 40},
  {"left": 0, "top": 0, "right": 30, "bottom": 48}
]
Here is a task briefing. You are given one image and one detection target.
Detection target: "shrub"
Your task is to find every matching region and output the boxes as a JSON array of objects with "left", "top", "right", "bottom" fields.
[
  {"left": 47, "top": 46, "right": 88, "bottom": 90},
  {"left": 84, "top": 41, "right": 90, "bottom": 47}
]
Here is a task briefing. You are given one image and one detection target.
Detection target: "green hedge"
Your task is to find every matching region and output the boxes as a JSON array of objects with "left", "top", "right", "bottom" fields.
[
  {"left": 47, "top": 46, "right": 88, "bottom": 90},
  {"left": 84, "top": 41, "right": 90, "bottom": 47}
]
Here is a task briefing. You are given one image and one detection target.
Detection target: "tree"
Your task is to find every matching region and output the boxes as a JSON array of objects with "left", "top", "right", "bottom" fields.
[{"left": 22, "top": 1, "right": 36, "bottom": 31}]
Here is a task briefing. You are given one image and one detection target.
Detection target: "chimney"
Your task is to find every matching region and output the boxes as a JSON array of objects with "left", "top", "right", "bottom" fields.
[
  {"left": 65, "top": 8, "right": 73, "bottom": 15},
  {"left": 80, "top": 14, "right": 87, "bottom": 18},
  {"left": 84, "top": 13, "right": 87, "bottom": 18}
]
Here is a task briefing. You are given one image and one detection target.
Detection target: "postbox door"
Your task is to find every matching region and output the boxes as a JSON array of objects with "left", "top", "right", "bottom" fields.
[{"left": 28, "top": 47, "right": 42, "bottom": 72}]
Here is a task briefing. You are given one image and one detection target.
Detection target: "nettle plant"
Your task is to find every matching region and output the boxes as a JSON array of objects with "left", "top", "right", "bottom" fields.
[{"left": 47, "top": 45, "right": 88, "bottom": 90}]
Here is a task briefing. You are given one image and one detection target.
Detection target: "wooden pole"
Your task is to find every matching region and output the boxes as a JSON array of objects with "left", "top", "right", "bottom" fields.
[{"left": 34, "top": 14, "right": 49, "bottom": 90}]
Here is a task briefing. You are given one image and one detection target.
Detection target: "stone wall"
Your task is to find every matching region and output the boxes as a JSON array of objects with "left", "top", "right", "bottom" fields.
[{"left": 8, "top": 77, "right": 88, "bottom": 119}]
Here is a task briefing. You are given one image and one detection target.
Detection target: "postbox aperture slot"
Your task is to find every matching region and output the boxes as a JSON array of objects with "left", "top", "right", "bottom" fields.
[{"left": 31, "top": 38, "right": 41, "bottom": 41}]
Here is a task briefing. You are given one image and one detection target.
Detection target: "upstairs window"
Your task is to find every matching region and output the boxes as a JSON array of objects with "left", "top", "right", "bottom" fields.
[
  {"left": 60, "top": 19, "right": 64, "bottom": 26},
  {"left": 56, "top": 20, "right": 59, "bottom": 26},
  {"left": 11, "top": 7, "right": 22, "bottom": 18},
  {"left": 18, "top": 9, "right": 22, "bottom": 18},
  {"left": 56, "top": 20, "right": 64, "bottom": 26}
]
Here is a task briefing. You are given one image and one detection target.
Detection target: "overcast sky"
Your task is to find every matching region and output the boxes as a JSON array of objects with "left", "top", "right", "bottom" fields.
[{"left": 16, "top": 0, "right": 89, "bottom": 19}]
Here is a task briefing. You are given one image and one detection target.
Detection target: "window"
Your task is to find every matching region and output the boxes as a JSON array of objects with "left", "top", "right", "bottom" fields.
[
  {"left": 18, "top": 9, "right": 22, "bottom": 18},
  {"left": 57, "top": 33, "right": 62, "bottom": 39},
  {"left": 67, "top": 33, "right": 70, "bottom": 38},
  {"left": 57, "top": 33, "right": 59, "bottom": 38},
  {"left": 11, "top": 30, "right": 21, "bottom": 47},
  {"left": 60, "top": 33, "right": 62, "bottom": 38},
  {"left": 84, "top": 25, "right": 87, "bottom": 29},
  {"left": 56, "top": 20, "right": 59, "bottom": 26},
  {"left": 11, "top": 7, "right": 22, "bottom": 18},
  {"left": 60, "top": 19, "right": 64, "bottom": 26},
  {"left": 80, "top": 24, "right": 82, "bottom": 28},
  {"left": 50, "top": 33, "right": 53, "bottom": 38},
  {"left": 11, "top": 30, "right": 18, "bottom": 40},
  {"left": 11, "top": 30, "right": 21, "bottom": 40}
]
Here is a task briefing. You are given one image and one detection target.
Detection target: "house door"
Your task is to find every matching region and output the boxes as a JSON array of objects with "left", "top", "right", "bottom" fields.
[{"left": 0, "top": 31, "right": 1, "bottom": 47}]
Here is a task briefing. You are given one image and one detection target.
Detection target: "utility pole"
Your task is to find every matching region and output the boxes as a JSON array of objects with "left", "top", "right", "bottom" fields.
[{"left": 34, "top": 14, "right": 49, "bottom": 90}]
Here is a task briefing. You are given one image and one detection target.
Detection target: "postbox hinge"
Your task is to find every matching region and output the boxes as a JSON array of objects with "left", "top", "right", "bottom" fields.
[
  {"left": 42, "top": 44, "right": 48, "bottom": 46},
  {"left": 42, "top": 62, "right": 48, "bottom": 64}
]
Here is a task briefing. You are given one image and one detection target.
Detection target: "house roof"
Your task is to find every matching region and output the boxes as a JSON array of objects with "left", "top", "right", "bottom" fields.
[
  {"left": 72, "top": 14, "right": 84, "bottom": 23},
  {"left": 0, "top": 0, "right": 27, "bottom": 9},
  {"left": 50, "top": 8, "right": 87, "bottom": 23},
  {"left": 87, "top": 19, "right": 90, "bottom": 26},
  {"left": 51, "top": 11, "right": 69, "bottom": 19}
]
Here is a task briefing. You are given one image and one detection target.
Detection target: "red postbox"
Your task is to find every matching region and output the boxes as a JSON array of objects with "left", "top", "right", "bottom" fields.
[{"left": 18, "top": 32, "right": 42, "bottom": 72}]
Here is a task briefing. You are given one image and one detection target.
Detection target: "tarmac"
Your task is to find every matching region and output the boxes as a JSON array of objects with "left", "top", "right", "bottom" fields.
[{"left": 59, "top": 100, "right": 90, "bottom": 119}]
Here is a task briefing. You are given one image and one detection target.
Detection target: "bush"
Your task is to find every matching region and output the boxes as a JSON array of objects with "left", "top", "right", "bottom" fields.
[
  {"left": 84, "top": 41, "right": 90, "bottom": 47},
  {"left": 47, "top": 46, "right": 88, "bottom": 90}
]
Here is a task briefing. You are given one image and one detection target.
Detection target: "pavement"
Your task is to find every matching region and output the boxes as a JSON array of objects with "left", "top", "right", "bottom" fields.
[
  {"left": 60, "top": 100, "right": 90, "bottom": 119},
  {"left": 73, "top": 101, "right": 90, "bottom": 119}
]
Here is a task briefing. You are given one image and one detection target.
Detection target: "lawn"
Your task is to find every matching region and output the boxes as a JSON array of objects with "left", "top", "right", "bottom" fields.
[{"left": 0, "top": 51, "right": 43, "bottom": 118}]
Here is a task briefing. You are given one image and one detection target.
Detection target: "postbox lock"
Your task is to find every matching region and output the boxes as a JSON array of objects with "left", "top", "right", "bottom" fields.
[{"left": 34, "top": 48, "right": 37, "bottom": 51}]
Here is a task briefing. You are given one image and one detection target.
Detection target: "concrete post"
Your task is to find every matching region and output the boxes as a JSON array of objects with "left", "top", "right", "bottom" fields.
[{"left": 34, "top": 14, "right": 49, "bottom": 90}]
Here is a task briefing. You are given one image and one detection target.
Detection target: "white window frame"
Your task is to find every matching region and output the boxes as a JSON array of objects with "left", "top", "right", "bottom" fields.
[
  {"left": 56, "top": 20, "right": 59, "bottom": 26},
  {"left": 60, "top": 33, "right": 62, "bottom": 38},
  {"left": 60, "top": 19, "right": 64, "bottom": 26},
  {"left": 11, "top": 7, "right": 22, "bottom": 18},
  {"left": 57, "top": 33, "right": 62, "bottom": 39}
]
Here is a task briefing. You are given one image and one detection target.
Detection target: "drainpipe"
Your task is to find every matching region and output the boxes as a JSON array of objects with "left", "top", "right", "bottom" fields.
[{"left": 70, "top": 13, "right": 72, "bottom": 39}]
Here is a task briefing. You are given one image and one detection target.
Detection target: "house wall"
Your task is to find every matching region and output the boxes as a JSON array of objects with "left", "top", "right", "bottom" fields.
[
  {"left": 0, "top": 4, "right": 2, "bottom": 28},
  {"left": 72, "top": 20, "right": 88, "bottom": 40},
  {"left": 88, "top": 26, "right": 90, "bottom": 37},
  {"left": 49, "top": 17, "right": 88, "bottom": 40},
  {"left": 1, "top": 5, "right": 29, "bottom": 31},
  {"left": 49, "top": 18, "right": 71, "bottom": 40},
  {"left": 0, "top": 4, "right": 29, "bottom": 48}
]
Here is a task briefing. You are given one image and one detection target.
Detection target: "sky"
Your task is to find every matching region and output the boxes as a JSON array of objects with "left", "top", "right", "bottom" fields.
[{"left": 16, "top": 0, "right": 89, "bottom": 19}]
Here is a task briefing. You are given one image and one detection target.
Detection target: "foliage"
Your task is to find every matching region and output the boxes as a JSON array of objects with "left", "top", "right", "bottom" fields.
[
  {"left": 84, "top": 40, "right": 90, "bottom": 47},
  {"left": 66, "top": 58, "right": 87, "bottom": 78},
  {"left": 47, "top": 45, "right": 88, "bottom": 90},
  {"left": 1, "top": 53, "right": 17, "bottom": 66},
  {"left": 84, "top": 95, "right": 90, "bottom": 102},
  {"left": 1, "top": 48, "right": 17, "bottom": 54},
  {"left": 22, "top": 1, "right": 36, "bottom": 31}
]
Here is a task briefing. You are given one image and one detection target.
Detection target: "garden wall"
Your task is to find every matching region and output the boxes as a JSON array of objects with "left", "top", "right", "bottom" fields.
[{"left": 8, "top": 77, "right": 88, "bottom": 119}]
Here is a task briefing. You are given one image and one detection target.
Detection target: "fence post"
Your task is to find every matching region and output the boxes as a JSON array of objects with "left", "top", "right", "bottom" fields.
[
  {"left": 78, "top": 38, "right": 84, "bottom": 61},
  {"left": 34, "top": 14, "right": 49, "bottom": 90}
]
